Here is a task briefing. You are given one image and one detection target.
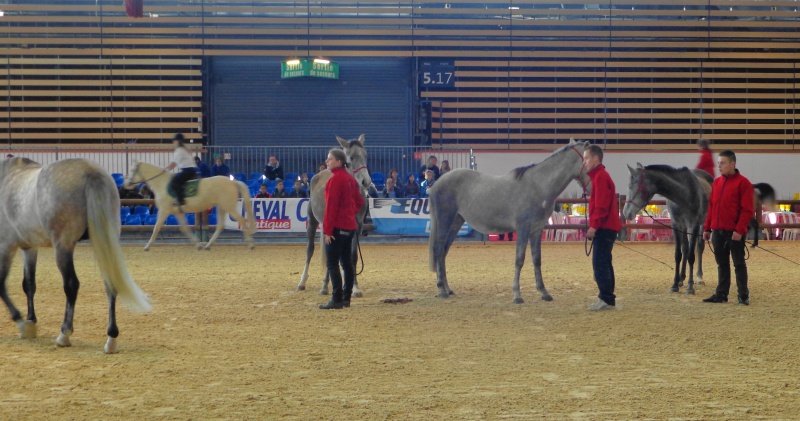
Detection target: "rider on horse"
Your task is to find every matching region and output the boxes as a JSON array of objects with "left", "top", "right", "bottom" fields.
[{"left": 165, "top": 133, "right": 197, "bottom": 208}]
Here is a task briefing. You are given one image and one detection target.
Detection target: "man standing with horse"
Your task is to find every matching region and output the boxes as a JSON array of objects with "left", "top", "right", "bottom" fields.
[
  {"left": 584, "top": 145, "right": 621, "bottom": 311},
  {"left": 702, "top": 150, "right": 754, "bottom": 305}
]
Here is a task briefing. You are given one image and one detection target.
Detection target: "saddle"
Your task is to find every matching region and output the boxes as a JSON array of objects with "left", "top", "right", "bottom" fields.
[{"left": 167, "top": 179, "right": 200, "bottom": 199}]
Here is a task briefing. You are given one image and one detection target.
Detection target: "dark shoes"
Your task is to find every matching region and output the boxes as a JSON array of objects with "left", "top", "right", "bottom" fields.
[
  {"left": 702, "top": 294, "right": 728, "bottom": 303},
  {"left": 738, "top": 296, "right": 750, "bottom": 306},
  {"left": 319, "top": 300, "right": 344, "bottom": 310},
  {"left": 343, "top": 299, "right": 351, "bottom": 308}
]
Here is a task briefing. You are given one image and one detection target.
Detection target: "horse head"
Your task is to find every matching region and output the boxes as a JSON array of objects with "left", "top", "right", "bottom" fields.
[
  {"left": 623, "top": 163, "right": 655, "bottom": 220},
  {"left": 336, "top": 134, "right": 372, "bottom": 192},
  {"left": 123, "top": 161, "right": 143, "bottom": 190},
  {"left": 569, "top": 139, "right": 592, "bottom": 195}
]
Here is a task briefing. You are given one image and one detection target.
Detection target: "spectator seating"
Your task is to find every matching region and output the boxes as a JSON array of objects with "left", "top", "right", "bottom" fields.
[
  {"left": 285, "top": 172, "right": 299, "bottom": 182},
  {"left": 111, "top": 173, "right": 125, "bottom": 187},
  {"left": 120, "top": 207, "right": 131, "bottom": 220},
  {"left": 165, "top": 215, "right": 179, "bottom": 226},
  {"left": 186, "top": 213, "right": 195, "bottom": 225},
  {"left": 125, "top": 215, "right": 143, "bottom": 225},
  {"left": 371, "top": 172, "right": 385, "bottom": 190},
  {"left": 249, "top": 172, "right": 263, "bottom": 181},
  {"left": 233, "top": 173, "right": 246, "bottom": 182},
  {"left": 208, "top": 213, "right": 218, "bottom": 226},
  {"left": 145, "top": 214, "right": 159, "bottom": 225},
  {"left": 133, "top": 205, "right": 150, "bottom": 216}
]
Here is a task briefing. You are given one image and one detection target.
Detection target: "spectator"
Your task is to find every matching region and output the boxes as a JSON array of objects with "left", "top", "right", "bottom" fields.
[
  {"left": 388, "top": 168, "right": 401, "bottom": 188},
  {"left": 290, "top": 180, "right": 309, "bottom": 198},
  {"left": 440, "top": 160, "right": 452, "bottom": 176},
  {"left": 419, "top": 155, "right": 441, "bottom": 180},
  {"left": 318, "top": 163, "right": 327, "bottom": 173},
  {"left": 272, "top": 180, "right": 289, "bottom": 198},
  {"left": 254, "top": 184, "right": 270, "bottom": 199},
  {"left": 5, "top": 154, "right": 13, "bottom": 159},
  {"left": 263, "top": 154, "right": 284, "bottom": 181},
  {"left": 404, "top": 173, "right": 421, "bottom": 197},
  {"left": 382, "top": 177, "right": 403, "bottom": 198},
  {"left": 195, "top": 156, "right": 211, "bottom": 178},
  {"left": 696, "top": 138, "right": 715, "bottom": 178},
  {"left": 299, "top": 172, "right": 310, "bottom": 189},
  {"left": 211, "top": 156, "right": 230, "bottom": 177},
  {"left": 420, "top": 170, "right": 435, "bottom": 198}
]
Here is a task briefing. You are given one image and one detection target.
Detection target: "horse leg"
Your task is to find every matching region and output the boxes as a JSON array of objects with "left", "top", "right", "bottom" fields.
[
  {"left": 432, "top": 211, "right": 462, "bottom": 298},
  {"left": 227, "top": 209, "right": 254, "bottom": 250},
  {"left": 529, "top": 230, "right": 553, "bottom": 302},
  {"left": 695, "top": 233, "right": 705, "bottom": 285},
  {"left": 670, "top": 229, "right": 682, "bottom": 292},
  {"left": 55, "top": 247, "right": 79, "bottom": 348},
  {"left": 510, "top": 228, "right": 530, "bottom": 304},
  {"left": 439, "top": 215, "right": 465, "bottom": 296},
  {"left": 174, "top": 213, "right": 201, "bottom": 250},
  {"left": 0, "top": 248, "right": 26, "bottom": 335},
  {"left": 204, "top": 212, "right": 227, "bottom": 250},
  {"left": 297, "top": 211, "right": 318, "bottom": 291},
  {"left": 103, "top": 285, "right": 119, "bottom": 354},
  {"left": 351, "top": 207, "right": 367, "bottom": 298},
  {"left": 685, "top": 229, "right": 699, "bottom": 295},
  {"left": 143, "top": 212, "right": 168, "bottom": 252},
  {"left": 20, "top": 249, "right": 38, "bottom": 339}
]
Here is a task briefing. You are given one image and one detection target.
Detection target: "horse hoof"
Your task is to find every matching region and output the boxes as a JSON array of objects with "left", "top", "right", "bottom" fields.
[
  {"left": 448, "top": 290, "right": 455, "bottom": 296},
  {"left": 55, "top": 333, "right": 72, "bottom": 348},
  {"left": 513, "top": 297, "right": 525, "bottom": 304},
  {"left": 296, "top": 285, "right": 306, "bottom": 291},
  {"left": 669, "top": 287, "right": 679, "bottom": 293},
  {"left": 437, "top": 291, "right": 450, "bottom": 299},
  {"left": 353, "top": 291, "right": 363, "bottom": 298},
  {"left": 686, "top": 289, "right": 696, "bottom": 295},
  {"left": 541, "top": 295, "right": 554, "bottom": 302},
  {"left": 104, "top": 337, "right": 119, "bottom": 354},
  {"left": 319, "top": 289, "right": 329, "bottom": 296},
  {"left": 696, "top": 279, "right": 705, "bottom": 286},
  {"left": 18, "top": 321, "right": 37, "bottom": 339},
  {"left": 143, "top": 246, "right": 150, "bottom": 252}
]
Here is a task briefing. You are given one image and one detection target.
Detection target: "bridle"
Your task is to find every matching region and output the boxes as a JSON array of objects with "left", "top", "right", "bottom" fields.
[
  {"left": 128, "top": 164, "right": 167, "bottom": 186},
  {"left": 351, "top": 165, "right": 368, "bottom": 175},
  {"left": 629, "top": 170, "right": 651, "bottom": 210},
  {"left": 571, "top": 146, "right": 590, "bottom": 192}
]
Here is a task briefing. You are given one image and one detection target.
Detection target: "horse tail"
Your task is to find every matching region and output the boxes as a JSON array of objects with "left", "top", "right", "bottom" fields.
[
  {"left": 85, "top": 172, "right": 151, "bottom": 312},
  {"left": 428, "top": 193, "right": 437, "bottom": 272},
  {"left": 753, "top": 182, "right": 776, "bottom": 205},
  {"left": 235, "top": 180, "right": 257, "bottom": 234}
]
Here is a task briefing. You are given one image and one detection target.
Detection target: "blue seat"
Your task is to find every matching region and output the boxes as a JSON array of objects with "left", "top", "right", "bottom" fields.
[
  {"left": 208, "top": 206, "right": 217, "bottom": 216},
  {"left": 265, "top": 180, "right": 277, "bottom": 189},
  {"left": 186, "top": 213, "right": 195, "bottom": 225},
  {"left": 233, "top": 173, "right": 246, "bottom": 182},
  {"left": 371, "top": 172, "right": 385, "bottom": 189},
  {"left": 111, "top": 173, "right": 125, "bottom": 187},
  {"left": 165, "top": 215, "right": 179, "bottom": 226},
  {"left": 120, "top": 207, "right": 131, "bottom": 219},
  {"left": 285, "top": 173, "right": 299, "bottom": 182},
  {"left": 249, "top": 186, "right": 259, "bottom": 197},
  {"left": 249, "top": 172, "right": 263, "bottom": 181},
  {"left": 145, "top": 214, "right": 159, "bottom": 225},
  {"left": 208, "top": 213, "right": 218, "bottom": 226},
  {"left": 133, "top": 205, "right": 150, "bottom": 216},
  {"left": 125, "top": 215, "right": 143, "bottom": 225}
]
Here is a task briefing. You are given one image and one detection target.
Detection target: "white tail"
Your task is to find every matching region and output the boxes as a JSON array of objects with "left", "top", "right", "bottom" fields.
[
  {"left": 85, "top": 173, "right": 152, "bottom": 312},
  {"left": 235, "top": 180, "right": 257, "bottom": 234}
]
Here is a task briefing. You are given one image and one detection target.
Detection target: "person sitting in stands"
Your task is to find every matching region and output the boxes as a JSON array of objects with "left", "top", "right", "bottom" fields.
[
  {"left": 211, "top": 157, "right": 230, "bottom": 177},
  {"left": 381, "top": 177, "right": 404, "bottom": 199},
  {"left": 290, "top": 180, "right": 309, "bottom": 198},
  {"left": 404, "top": 173, "right": 421, "bottom": 197},
  {"left": 254, "top": 184, "right": 270, "bottom": 199},
  {"left": 420, "top": 170, "right": 436, "bottom": 198},
  {"left": 299, "top": 173, "right": 310, "bottom": 189},
  {"left": 263, "top": 154, "right": 284, "bottom": 181},
  {"left": 440, "top": 160, "right": 452, "bottom": 177},
  {"left": 419, "top": 155, "right": 441, "bottom": 180},
  {"left": 272, "top": 180, "right": 289, "bottom": 198},
  {"left": 195, "top": 156, "right": 211, "bottom": 178},
  {"left": 318, "top": 163, "right": 327, "bottom": 174}
]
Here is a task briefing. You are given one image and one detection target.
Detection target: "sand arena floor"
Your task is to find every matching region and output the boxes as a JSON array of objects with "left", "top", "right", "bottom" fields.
[{"left": 2, "top": 241, "right": 800, "bottom": 420}]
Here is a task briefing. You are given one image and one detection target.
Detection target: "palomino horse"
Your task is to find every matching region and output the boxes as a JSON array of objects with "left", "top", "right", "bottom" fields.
[
  {"left": 429, "top": 138, "right": 591, "bottom": 303},
  {"left": 125, "top": 162, "right": 256, "bottom": 251},
  {"left": 623, "top": 164, "right": 712, "bottom": 294},
  {"left": 296, "top": 135, "right": 372, "bottom": 296},
  {"left": 0, "top": 157, "right": 151, "bottom": 354}
]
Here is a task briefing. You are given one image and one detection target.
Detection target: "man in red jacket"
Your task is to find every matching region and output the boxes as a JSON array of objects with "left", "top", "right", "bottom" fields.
[
  {"left": 702, "top": 150, "right": 754, "bottom": 305},
  {"left": 584, "top": 145, "right": 622, "bottom": 311},
  {"left": 696, "top": 138, "right": 715, "bottom": 178}
]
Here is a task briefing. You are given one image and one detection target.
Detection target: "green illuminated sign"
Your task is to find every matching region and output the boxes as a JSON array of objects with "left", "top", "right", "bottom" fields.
[{"left": 281, "top": 59, "right": 339, "bottom": 79}]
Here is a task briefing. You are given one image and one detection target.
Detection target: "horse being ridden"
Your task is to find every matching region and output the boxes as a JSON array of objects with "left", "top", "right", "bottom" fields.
[
  {"left": 125, "top": 162, "right": 256, "bottom": 251},
  {"left": 749, "top": 183, "right": 776, "bottom": 248},
  {"left": 428, "top": 138, "right": 591, "bottom": 303},
  {"left": 623, "top": 164, "right": 712, "bottom": 294},
  {"left": 0, "top": 157, "right": 151, "bottom": 354},
  {"left": 296, "top": 135, "right": 372, "bottom": 296}
]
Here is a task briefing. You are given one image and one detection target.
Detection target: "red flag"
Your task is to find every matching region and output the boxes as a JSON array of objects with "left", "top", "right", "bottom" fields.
[{"left": 125, "top": 0, "right": 143, "bottom": 18}]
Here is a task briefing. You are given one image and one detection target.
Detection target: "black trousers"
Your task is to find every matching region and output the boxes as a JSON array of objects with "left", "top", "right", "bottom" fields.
[
  {"left": 592, "top": 229, "right": 617, "bottom": 306},
  {"left": 325, "top": 228, "right": 355, "bottom": 302},
  {"left": 711, "top": 230, "right": 749, "bottom": 299},
  {"left": 169, "top": 167, "right": 196, "bottom": 204}
]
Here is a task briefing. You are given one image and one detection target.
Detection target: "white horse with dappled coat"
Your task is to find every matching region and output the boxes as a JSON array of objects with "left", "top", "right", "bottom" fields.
[
  {"left": 125, "top": 162, "right": 256, "bottom": 251},
  {"left": 0, "top": 157, "right": 151, "bottom": 354}
]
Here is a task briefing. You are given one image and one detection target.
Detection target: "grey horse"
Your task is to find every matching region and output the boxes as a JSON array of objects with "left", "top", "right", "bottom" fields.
[
  {"left": 622, "top": 164, "right": 712, "bottom": 294},
  {"left": 296, "top": 135, "right": 372, "bottom": 296},
  {"left": 428, "top": 138, "right": 591, "bottom": 304},
  {"left": 0, "top": 157, "right": 151, "bottom": 354}
]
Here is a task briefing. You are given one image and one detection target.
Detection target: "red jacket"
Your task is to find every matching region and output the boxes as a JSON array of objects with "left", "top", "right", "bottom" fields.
[
  {"left": 703, "top": 170, "right": 754, "bottom": 236},
  {"left": 323, "top": 167, "right": 365, "bottom": 236},
  {"left": 587, "top": 164, "right": 622, "bottom": 233},
  {"left": 697, "top": 148, "right": 715, "bottom": 178}
]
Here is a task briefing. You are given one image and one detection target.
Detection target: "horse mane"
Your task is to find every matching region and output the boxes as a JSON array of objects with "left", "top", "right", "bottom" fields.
[
  {"left": 644, "top": 164, "right": 689, "bottom": 173},
  {"left": 512, "top": 143, "right": 574, "bottom": 180}
]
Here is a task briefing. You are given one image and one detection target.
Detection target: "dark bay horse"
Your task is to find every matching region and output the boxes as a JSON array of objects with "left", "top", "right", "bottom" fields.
[
  {"left": 0, "top": 157, "right": 151, "bottom": 353},
  {"left": 296, "top": 135, "right": 372, "bottom": 296},
  {"left": 623, "top": 164, "right": 712, "bottom": 294},
  {"left": 428, "top": 138, "right": 591, "bottom": 303}
]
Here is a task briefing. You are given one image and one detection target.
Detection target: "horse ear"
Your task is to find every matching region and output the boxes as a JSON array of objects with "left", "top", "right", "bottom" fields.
[
  {"left": 627, "top": 164, "right": 637, "bottom": 175},
  {"left": 568, "top": 137, "right": 576, "bottom": 145},
  {"left": 336, "top": 136, "right": 348, "bottom": 148},
  {"left": 636, "top": 162, "right": 644, "bottom": 170},
  {"left": 357, "top": 133, "right": 365, "bottom": 145}
]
